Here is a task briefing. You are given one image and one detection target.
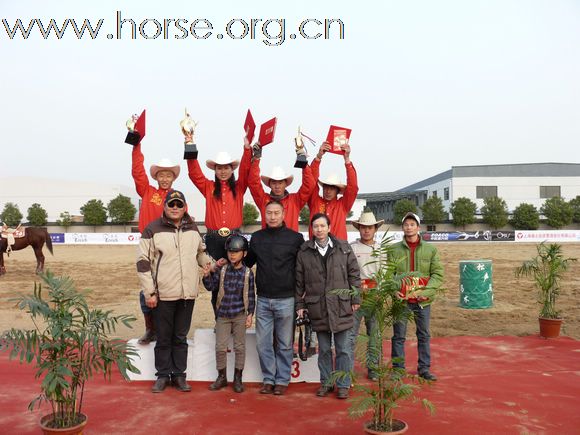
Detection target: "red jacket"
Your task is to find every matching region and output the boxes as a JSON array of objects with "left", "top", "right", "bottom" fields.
[
  {"left": 248, "top": 160, "right": 315, "bottom": 232},
  {"left": 132, "top": 144, "right": 170, "bottom": 234},
  {"left": 308, "top": 159, "right": 359, "bottom": 240},
  {"left": 187, "top": 147, "right": 251, "bottom": 230}
]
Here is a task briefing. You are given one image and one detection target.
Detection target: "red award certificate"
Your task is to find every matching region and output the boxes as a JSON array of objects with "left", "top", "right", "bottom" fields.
[
  {"left": 325, "top": 125, "right": 351, "bottom": 155},
  {"left": 259, "top": 117, "right": 277, "bottom": 146},
  {"left": 244, "top": 109, "right": 256, "bottom": 144},
  {"left": 400, "top": 276, "right": 429, "bottom": 299},
  {"left": 134, "top": 109, "right": 146, "bottom": 139}
]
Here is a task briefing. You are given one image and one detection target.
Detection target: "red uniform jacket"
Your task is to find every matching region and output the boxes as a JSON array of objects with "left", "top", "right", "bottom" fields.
[
  {"left": 248, "top": 160, "right": 315, "bottom": 232},
  {"left": 132, "top": 144, "right": 170, "bottom": 234},
  {"left": 187, "top": 147, "right": 251, "bottom": 230},
  {"left": 308, "top": 159, "right": 359, "bottom": 240}
]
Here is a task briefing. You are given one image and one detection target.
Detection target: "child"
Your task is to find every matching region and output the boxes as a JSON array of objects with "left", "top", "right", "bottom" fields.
[{"left": 203, "top": 234, "right": 255, "bottom": 393}]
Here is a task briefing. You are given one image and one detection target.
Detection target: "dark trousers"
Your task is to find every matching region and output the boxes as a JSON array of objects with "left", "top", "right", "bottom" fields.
[{"left": 153, "top": 299, "right": 195, "bottom": 378}]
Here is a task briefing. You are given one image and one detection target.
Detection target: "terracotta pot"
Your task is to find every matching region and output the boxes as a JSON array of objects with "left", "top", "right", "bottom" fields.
[
  {"left": 539, "top": 317, "right": 562, "bottom": 338},
  {"left": 364, "top": 419, "right": 408, "bottom": 434},
  {"left": 39, "top": 413, "right": 88, "bottom": 435}
]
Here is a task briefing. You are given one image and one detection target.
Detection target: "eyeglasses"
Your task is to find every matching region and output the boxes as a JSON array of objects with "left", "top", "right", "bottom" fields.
[{"left": 167, "top": 201, "right": 184, "bottom": 209}]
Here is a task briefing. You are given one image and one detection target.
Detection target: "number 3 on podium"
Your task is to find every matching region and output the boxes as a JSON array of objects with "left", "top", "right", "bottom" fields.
[{"left": 291, "top": 360, "right": 301, "bottom": 378}]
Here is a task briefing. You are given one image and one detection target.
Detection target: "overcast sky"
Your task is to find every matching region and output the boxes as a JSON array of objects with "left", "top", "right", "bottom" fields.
[{"left": 1, "top": 0, "right": 579, "bottom": 203}]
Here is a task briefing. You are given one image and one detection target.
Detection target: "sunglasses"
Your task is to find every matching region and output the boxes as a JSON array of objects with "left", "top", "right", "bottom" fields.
[{"left": 167, "top": 201, "right": 185, "bottom": 209}]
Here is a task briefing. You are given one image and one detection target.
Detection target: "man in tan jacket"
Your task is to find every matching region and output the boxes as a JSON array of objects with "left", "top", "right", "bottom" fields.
[{"left": 137, "top": 190, "right": 210, "bottom": 393}]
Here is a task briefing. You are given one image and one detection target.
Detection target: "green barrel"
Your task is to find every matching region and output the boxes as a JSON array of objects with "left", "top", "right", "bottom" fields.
[{"left": 459, "top": 260, "right": 493, "bottom": 309}]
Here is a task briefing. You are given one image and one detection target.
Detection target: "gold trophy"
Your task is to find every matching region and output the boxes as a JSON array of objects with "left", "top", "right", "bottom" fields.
[
  {"left": 125, "top": 113, "right": 141, "bottom": 146},
  {"left": 294, "top": 126, "right": 308, "bottom": 168},
  {"left": 180, "top": 108, "right": 198, "bottom": 159}
]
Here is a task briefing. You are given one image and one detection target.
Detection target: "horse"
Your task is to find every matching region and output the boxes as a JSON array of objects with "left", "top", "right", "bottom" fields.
[{"left": 0, "top": 227, "right": 54, "bottom": 275}]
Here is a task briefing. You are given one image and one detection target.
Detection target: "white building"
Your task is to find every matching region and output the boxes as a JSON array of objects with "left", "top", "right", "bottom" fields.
[{"left": 360, "top": 163, "right": 580, "bottom": 223}]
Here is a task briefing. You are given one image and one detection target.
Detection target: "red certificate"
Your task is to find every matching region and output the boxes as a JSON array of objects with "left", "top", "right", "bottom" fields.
[
  {"left": 400, "top": 276, "right": 429, "bottom": 299},
  {"left": 259, "top": 117, "right": 277, "bottom": 146},
  {"left": 134, "top": 109, "right": 146, "bottom": 139},
  {"left": 244, "top": 109, "right": 256, "bottom": 144},
  {"left": 325, "top": 125, "right": 351, "bottom": 155}
]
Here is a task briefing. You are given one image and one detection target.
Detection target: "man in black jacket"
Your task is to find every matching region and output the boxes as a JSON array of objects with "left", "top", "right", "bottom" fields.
[{"left": 246, "top": 200, "right": 304, "bottom": 396}]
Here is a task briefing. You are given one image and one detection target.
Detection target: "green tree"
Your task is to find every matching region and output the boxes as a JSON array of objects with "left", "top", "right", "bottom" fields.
[
  {"left": 540, "top": 196, "right": 573, "bottom": 229},
  {"left": 420, "top": 196, "right": 446, "bottom": 224},
  {"left": 107, "top": 194, "right": 137, "bottom": 224},
  {"left": 242, "top": 203, "right": 259, "bottom": 225},
  {"left": 510, "top": 203, "right": 540, "bottom": 230},
  {"left": 449, "top": 197, "right": 477, "bottom": 229},
  {"left": 568, "top": 195, "right": 580, "bottom": 223},
  {"left": 393, "top": 199, "right": 417, "bottom": 224},
  {"left": 26, "top": 203, "right": 48, "bottom": 226},
  {"left": 57, "top": 211, "right": 73, "bottom": 232},
  {"left": 481, "top": 196, "right": 509, "bottom": 229},
  {"left": 299, "top": 206, "right": 310, "bottom": 225},
  {"left": 81, "top": 199, "right": 107, "bottom": 227},
  {"left": 0, "top": 202, "right": 23, "bottom": 226}
]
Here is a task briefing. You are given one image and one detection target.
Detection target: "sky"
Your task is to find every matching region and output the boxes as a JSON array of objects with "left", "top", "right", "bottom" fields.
[{"left": 1, "top": 0, "right": 579, "bottom": 204}]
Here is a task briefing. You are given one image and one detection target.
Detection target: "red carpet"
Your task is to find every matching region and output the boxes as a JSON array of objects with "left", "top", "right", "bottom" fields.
[{"left": 0, "top": 335, "right": 578, "bottom": 434}]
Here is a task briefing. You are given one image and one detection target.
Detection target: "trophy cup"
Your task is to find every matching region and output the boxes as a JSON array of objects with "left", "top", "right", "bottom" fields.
[
  {"left": 125, "top": 114, "right": 141, "bottom": 146},
  {"left": 180, "top": 108, "right": 198, "bottom": 159},
  {"left": 294, "top": 126, "right": 308, "bottom": 168}
]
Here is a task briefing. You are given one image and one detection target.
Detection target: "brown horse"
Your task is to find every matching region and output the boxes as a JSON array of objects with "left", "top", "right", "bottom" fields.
[{"left": 0, "top": 227, "right": 54, "bottom": 275}]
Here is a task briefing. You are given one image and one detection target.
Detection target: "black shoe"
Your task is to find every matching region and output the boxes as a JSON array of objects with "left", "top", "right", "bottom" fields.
[
  {"left": 152, "top": 377, "right": 170, "bottom": 393},
  {"left": 419, "top": 371, "right": 438, "bottom": 381},
  {"left": 209, "top": 369, "right": 228, "bottom": 391},
  {"left": 233, "top": 368, "right": 244, "bottom": 393},
  {"left": 336, "top": 387, "right": 349, "bottom": 399},
  {"left": 316, "top": 385, "right": 334, "bottom": 397},
  {"left": 259, "top": 383, "right": 274, "bottom": 394},
  {"left": 172, "top": 376, "right": 192, "bottom": 392}
]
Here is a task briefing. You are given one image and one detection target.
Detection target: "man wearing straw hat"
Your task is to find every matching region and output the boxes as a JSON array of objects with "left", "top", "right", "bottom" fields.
[
  {"left": 248, "top": 162, "right": 315, "bottom": 231},
  {"left": 309, "top": 141, "right": 358, "bottom": 240},
  {"left": 348, "top": 209, "right": 384, "bottom": 380},
  {"left": 132, "top": 140, "right": 182, "bottom": 344}
]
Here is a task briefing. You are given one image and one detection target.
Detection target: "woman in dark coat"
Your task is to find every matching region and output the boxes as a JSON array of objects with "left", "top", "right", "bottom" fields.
[{"left": 295, "top": 213, "right": 361, "bottom": 399}]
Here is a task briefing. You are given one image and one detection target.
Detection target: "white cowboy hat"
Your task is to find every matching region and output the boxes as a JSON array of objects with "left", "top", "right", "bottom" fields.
[
  {"left": 318, "top": 173, "right": 346, "bottom": 194},
  {"left": 150, "top": 158, "right": 180, "bottom": 180},
  {"left": 206, "top": 152, "right": 240, "bottom": 171},
  {"left": 352, "top": 210, "right": 385, "bottom": 229},
  {"left": 261, "top": 166, "right": 294, "bottom": 187}
]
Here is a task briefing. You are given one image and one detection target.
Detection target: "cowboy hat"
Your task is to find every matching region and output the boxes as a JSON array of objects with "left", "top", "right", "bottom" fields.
[
  {"left": 150, "top": 158, "right": 180, "bottom": 180},
  {"left": 318, "top": 173, "right": 346, "bottom": 194},
  {"left": 261, "top": 166, "right": 294, "bottom": 187},
  {"left": 206, "top": 152, "right": 240, "bottom": 171},
  {"left": 352, "top": 210, "right": 385, "bottom": 229}
]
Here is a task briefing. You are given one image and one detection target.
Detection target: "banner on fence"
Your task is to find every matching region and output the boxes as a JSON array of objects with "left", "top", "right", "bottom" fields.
[
  {"left": 515, "top": 230, "right": 580, "bottom": 243},
  {"left": 63, "top": 233, "right": 141, "bottom": 245}
]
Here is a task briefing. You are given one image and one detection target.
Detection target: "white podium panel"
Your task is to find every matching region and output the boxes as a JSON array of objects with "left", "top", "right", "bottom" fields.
[{"left": 128, "top": 329, "right": 319, "bottom": 383}]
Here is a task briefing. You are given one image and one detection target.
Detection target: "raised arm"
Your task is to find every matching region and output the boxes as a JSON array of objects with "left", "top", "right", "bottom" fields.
[
  {"left": 342, "top": 144, "right": 359, "bottom": 211},
  {"left": 187, "top": 158, "right": 212, "bottom": 197},
  {"left": 236, "top": 141, "right": 253, "bottom": 195},
  {"left": 132, "top": 143, "right": 150, "bottom": 198},
  {"left": 248, "top": 158, "right": 267, "bottom": 209},
  {"left": 296, "top": 164, "right": 316, "bottom": 206}
]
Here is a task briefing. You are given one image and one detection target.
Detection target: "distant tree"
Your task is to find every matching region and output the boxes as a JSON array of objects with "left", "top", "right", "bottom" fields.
[
  {"left": 481, "top": 196, "right": 509, "bottom": 229},
  {"left": 0, "top": 203, "right": 23, "bottom": 227},
  {"left": 107, "top": 194, "right": 137, "bottom": 224},
  {"left": 449, "top": 197, "right": 477, "bottom": 229},
  {"left": 347, "top": 210, "right": 354, "bottom": 219},
  {"left": 81, "top": 199, "right": 107, "bottom": 227},
  {"left": 510, "top": 203, "right": 540, "bottom": 230},
  {"left": 569, "top": 195, "right": 580, "bottom": 223},
  {"left": 299, "top": 206, "right": 310, "bottom": 225},
  {"left": 26, "top": 203, "right": 48, "bottom": 226},
  {"left": 393, "top": 199, "right": 418, "bottom": 224},
  {"left": 242, "top": 203, "right": 259, "bottom": 225},
  {"left": 420, "top": 197, "right": 446, "bottom": 224},
  {"left": 541, "top": 196, "right": 573, "bottom": 229},
  {"left": 57, "top": 211, "right": 73, "bottom": 232}
]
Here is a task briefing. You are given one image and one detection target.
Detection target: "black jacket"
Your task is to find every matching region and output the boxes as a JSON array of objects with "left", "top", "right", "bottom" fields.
[{"left": 246, "top": 224, "right": 304, "bottom": 299}]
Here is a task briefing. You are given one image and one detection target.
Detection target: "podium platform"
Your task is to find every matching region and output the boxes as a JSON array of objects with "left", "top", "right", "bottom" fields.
[{"left": 128, "top": 328, "right": 319, "bottom": 383}]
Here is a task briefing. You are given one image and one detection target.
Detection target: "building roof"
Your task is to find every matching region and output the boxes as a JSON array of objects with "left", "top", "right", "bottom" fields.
[{"left": 358, "top": 190, "right": 427, "bottom": 202}]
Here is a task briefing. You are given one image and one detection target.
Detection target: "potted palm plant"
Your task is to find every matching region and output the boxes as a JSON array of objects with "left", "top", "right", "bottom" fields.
[
  {"left": 332, "top": 235, "right": 435, "bottom": 434},
  {"left": 0, "top": 271, "right": 140, "bottom": 434},
  {"left": 515, "top": 242, "right": 576, "bottom": 338}
]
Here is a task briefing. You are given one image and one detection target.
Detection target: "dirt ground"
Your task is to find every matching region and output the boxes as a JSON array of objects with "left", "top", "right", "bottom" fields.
[{"left": 0, "top": 243, "right": 579, "bottom": 340}]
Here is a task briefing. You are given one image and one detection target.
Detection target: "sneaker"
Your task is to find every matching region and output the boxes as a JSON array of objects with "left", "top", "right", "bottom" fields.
[
  {"left": 316, "top": 385, "right": 334, "bottom": 397},
  {"left": 336, "top": 387, "right": 349, "bottom": 399}
]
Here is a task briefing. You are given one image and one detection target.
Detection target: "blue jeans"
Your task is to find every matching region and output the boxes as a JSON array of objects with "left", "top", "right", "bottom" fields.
[
  {"left": 348, "top": 311, "right": 380, "bottom": 377},
  {"left": 255, "top": 296, "right": 295, "bottom": 386},
  {"left": 317, "top": 329, "right": 351, "bottom": 389},
  {"left": 391, "top": 303, "right": 431, "bottom": 374}
]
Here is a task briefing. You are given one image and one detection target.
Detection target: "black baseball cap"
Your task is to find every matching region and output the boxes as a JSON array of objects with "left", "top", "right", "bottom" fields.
[{"left": 165, "top": 190, "right": 187, "bottom": 206}]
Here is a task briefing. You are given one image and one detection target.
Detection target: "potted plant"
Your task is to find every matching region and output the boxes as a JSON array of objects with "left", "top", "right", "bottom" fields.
[
  {"left": 515, "top": 242, "right": 577, "bottom": 338},
  {"left": 332, "top": 235, "right": 435, "bottom": 434},
  {"left": 0, "top": 271, "right": 140, "bottom": 434}
]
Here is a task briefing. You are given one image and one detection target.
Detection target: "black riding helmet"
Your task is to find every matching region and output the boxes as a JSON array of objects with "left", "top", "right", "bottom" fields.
[{"left": 224, "top": 234, "right": 248, "bottom": 252}]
